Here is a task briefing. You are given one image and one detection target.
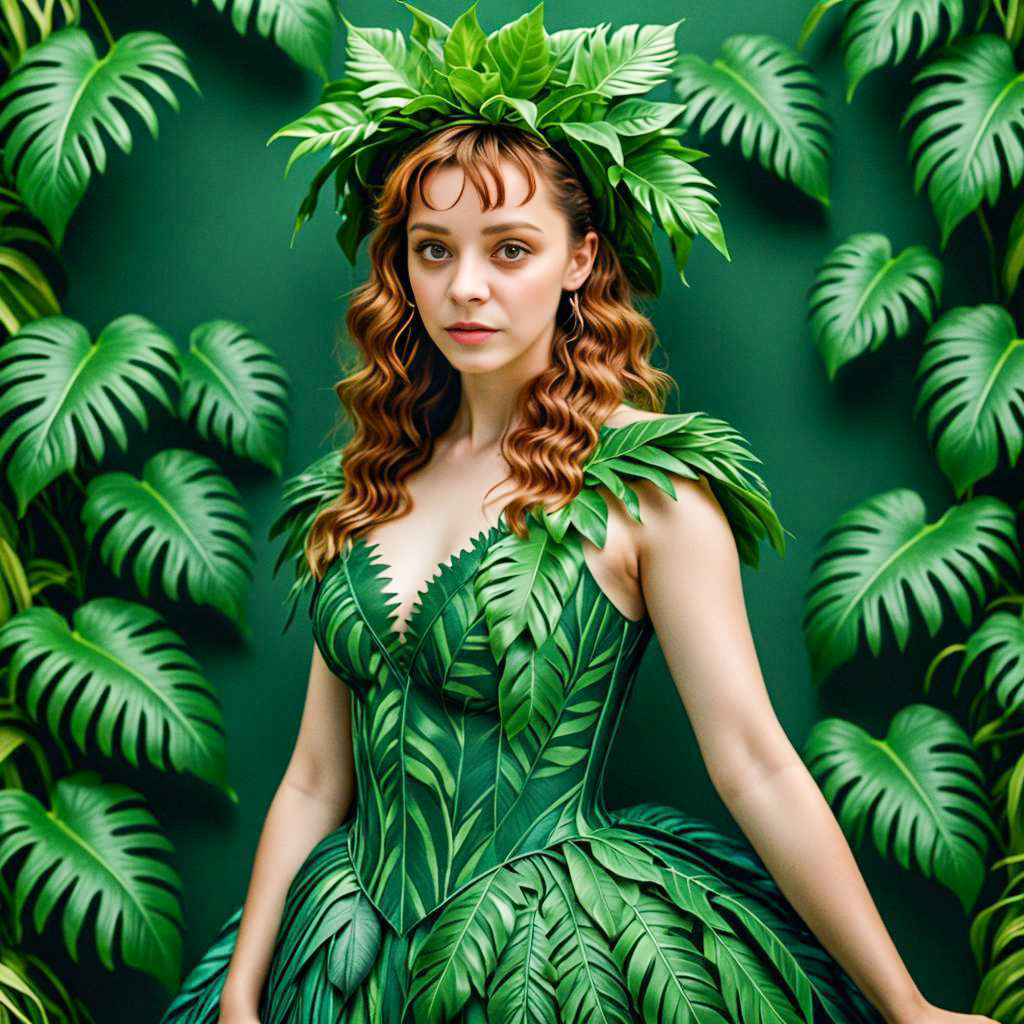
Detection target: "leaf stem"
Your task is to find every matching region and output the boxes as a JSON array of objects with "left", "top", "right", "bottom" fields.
[
  {"left": 975, "top": 206, "right": 1000, "bottom": 300},
  {"left": 82, "top": 0, "right": 113, "bottom": 50}
]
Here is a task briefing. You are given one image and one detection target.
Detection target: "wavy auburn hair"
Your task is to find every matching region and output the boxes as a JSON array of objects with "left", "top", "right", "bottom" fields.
[{"left": 306, "top": 122, "right": 675, "bottom": 581}]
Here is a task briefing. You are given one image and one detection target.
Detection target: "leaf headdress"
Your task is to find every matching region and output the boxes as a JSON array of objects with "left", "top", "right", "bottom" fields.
[{"left": 268, "top": 0, "right": 729, "bottom": 295}]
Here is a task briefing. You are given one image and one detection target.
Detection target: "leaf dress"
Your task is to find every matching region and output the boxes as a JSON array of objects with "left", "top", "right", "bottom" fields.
[{"left": 159, "top": 413, "right": 884, "bottom": 1024}]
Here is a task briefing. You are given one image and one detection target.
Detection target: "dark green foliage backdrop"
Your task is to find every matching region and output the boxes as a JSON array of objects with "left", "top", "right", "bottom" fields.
[{"left": 43, "top": 0, "right": 988, "bottom": 1019}]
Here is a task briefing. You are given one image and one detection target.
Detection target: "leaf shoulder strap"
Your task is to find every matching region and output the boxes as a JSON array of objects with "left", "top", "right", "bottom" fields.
[{"left": 476, "top": 410, "right": 789, "bottom": 668}]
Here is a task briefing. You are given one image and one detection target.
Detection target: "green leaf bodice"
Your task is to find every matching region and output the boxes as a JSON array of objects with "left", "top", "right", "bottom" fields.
[{"left": 160, "top": 414, "right": 884, "bottom": 1024}]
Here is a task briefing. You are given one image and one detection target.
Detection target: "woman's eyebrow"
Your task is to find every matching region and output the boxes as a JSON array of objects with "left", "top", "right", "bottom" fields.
[{"left": 408, "top": 220, "right": 544, "bottom": 235}]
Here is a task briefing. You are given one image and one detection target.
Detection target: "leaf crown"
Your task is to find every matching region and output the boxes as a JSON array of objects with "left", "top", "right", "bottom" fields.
[{"left": 268, "top": 0, "right": 730, "bottom": 295}]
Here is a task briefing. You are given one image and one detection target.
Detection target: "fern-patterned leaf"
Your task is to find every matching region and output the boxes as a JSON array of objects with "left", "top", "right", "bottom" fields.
[
  {"left": 802, "top": 488, "right": 1019, "bottom": 680},
  {"left": 609, "top": 883, "right": 727, "bottom": 1024},
  {"left": 475, "top": 526, "right": 585, "bottom": 666},
  {"left": 0, "top": 598, "right": 232, "bottom": 797},
  {"left": 673, "top": 34, "right": 831, "bottom": 205},
  {"left": 486, "top": 894, "right": 558, "bottom": 1024},
  {"left": 0, "top": 771, "right": 182, "bottom": 990},
  {"left": 914, "top": 304, "right": 1024, "bottom": 497},
  {"left": 82, "top": 450, "right": 255, "bottom": 631},
  {"left": 804, "top": 704, "right": 996, "bottom": 911},
  {"left": 188, "top": 0, "right": 339, "bottom": 79},
  {"left": 0, "top": 314, "right": 179, "bottom": 516},
  {"left": 404, "top": 863, "right": 527, "bottom": 1023},
  {"left": 582, "top": 413, "right": 786, "bottom": 566},
  {"left": 178, "top": 319, "right": 290, "bottom": 475},
  {"left": 0, "top": 28, "right": 199, "bottom": 247},
  {"left": 808, "top": 233, "right": 943, "bottom": 380},
  {"left": 901, "top": 33, "right": 1024, "bottom": 248}
]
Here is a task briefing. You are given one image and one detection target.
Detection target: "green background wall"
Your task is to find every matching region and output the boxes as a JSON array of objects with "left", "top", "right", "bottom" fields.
[{"left": 40, "top": 0, "right": 991, "bottom": 1019}]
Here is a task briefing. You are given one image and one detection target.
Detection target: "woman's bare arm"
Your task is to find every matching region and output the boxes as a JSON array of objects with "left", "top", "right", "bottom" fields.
[
  {"left": 633, "top": 475, "right": 946, "bottom": 1024},
  {"left": 217, "top": 643, "right": 356, "bottom": 1020}
]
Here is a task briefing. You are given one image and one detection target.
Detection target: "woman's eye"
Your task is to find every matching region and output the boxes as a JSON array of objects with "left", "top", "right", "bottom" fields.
[{"left": 500, "top": 243, "right": 527, "bottom": 261}]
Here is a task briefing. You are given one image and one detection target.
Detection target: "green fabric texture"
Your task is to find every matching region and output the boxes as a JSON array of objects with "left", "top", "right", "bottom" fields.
[{"left": 159, "top": 414, "right": 882, "bottom": 1024}]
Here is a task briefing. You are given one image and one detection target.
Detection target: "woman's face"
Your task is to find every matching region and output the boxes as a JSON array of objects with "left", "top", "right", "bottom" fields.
[{"left": 405, "top": 158, "right": 598, "bottom": 378}]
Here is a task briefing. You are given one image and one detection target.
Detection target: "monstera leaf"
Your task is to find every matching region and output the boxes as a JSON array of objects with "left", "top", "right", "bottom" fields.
[
  {"left": 673, "top": 33, "right": 832, "bottom": 205},
  {"left": 798, "top": 0, "right": 964, "bottom": 102},
  {"left": 0, "top": 771, "right": 183, "bottom": 989},
  {"left": 0, "top": 598, "right": 233, "bottom": 797},
  {"left": 0, "top": 27, "right": 198, "bottom": 247},
  {"left": 268, "top": 446, "right": 344, "bottom": 627},
  {"left": 82, "top": 450, "right": 254, "bottom": 630},
  {"left": 808, "top": 232, "right": 943, "bottom": 380},
  {"left": 189, "top": 0, "right": 340, "bottom": 79},
  {"left": 914, "top": 304, "right": 1024, "bottom": 497},
  {"left": 803, "top": 488, "right": 1019, "bottom": 680},
  {"left": 804, "top": 704, "right": 995, "bottom": 911},
  {"left": 901, "top": 33, "right": 1024, "bottom": 248},
  {"left": 0, "top": 314, "right": 180, "bottom": 516},
  {"left": 957, "top": 611, "right": 1024, "bottom": 724},
  {"left": 0, "top": 182, "right": 62, "bottom": 337},
  {"left": 177, "top": 319, "right": 290, "bottom": 475}
]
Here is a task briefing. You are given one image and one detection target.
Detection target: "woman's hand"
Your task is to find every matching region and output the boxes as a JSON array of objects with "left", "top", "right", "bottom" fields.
[{"left": 897, "top": 1002, "right": 1002, "bottom": 1024}]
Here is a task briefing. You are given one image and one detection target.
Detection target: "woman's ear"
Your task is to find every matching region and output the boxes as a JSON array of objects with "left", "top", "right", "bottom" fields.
[{"left": 565, "top": 229, "right": 599, "bottom": 290}]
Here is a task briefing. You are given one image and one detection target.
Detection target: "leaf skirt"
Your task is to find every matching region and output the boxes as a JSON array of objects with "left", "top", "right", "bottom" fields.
[{"left": 158, "top": 802, "right": 884, "bottom": 1024}]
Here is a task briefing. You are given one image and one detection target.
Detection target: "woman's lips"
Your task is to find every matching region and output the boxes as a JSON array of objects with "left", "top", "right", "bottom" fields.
[{"left": 446, "top": 327, "right": 497, "bottom": 345}]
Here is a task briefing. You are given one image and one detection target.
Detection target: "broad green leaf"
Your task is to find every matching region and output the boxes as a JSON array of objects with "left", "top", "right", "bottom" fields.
[
  {"left": 479, "top": 2, "right": 552, "bottom": 99},
  {"left": 82, "top": 450, "right": 254, "bottom": 630},
  {"left": 177, "top": 319, "right": 291, "bottom": 475},
  {"left": 914, "top": 304, "right": 1024, "bottom": 496},
  {"left": 674, "top": 33, "right": 832, "bottom": 205},
  {"left": 956, "top": 610, "right": 1024, "bottom": 719},
  {"left": 802, "top": 488, "right": 1019, "bottom": 680},
  {"left": 0, "top": 314, "right": 179, "bottom": 516},
  {"left": 0, "top": 28, "right": 199, "bottom": 247},
  {"left": 0, "top": 771, "right": 182, "bottom": 990},
  {"left": 901, "top": 33, "right": 1024, "bottom": 249},
  {"left": 0, "top": 598, "right": 233, "bottom": 796},
  {"left": 839, "top": 0, "right": 963, "bottom": 101},
  {"left": 188, "top": 0, "right": 339, "bottom": 79},
  {"left": 809, "top": 232, "right": 943, "bottom": 380},
  {"left": 804, "top": 704, "right": 995, "bottom": 911}
]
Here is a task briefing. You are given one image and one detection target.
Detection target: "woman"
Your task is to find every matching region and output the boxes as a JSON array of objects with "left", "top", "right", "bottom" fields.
[{"left": 156, "top": 120, "right": 999, "bottom": 1024}]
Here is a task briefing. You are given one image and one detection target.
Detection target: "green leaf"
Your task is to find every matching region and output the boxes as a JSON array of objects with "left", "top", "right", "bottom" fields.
[
  {"left": 443, "top": 2, "right": 486, "bottom": 69},
  {"left": 482, "top": 3, "right": 552, "bottom": 101},
  {"left": 475, "top": 525, "right": 584, "bottom": 665},
  {"left": 177, "top": 319, "right": 291, "bottom": 475},
  {"left": 901, "top": 33, "right": 1024, "bottom": 249},
  {"left": 339, "top": 16, "right": 429, "bottom": 116},
  {"left": 0, "top": 771, "right": 182, "bottom": 990},
  {"left": 82, "top": 450, "right": 254, "bottom": 630},
  {"left": 956, "top": 610, "right": 1024, "bottom": 719},
  {"left": 0, "top": 314, "right": 180, "bottom": 516},
  {"left": 0, "top": 598, "right": 232, "bottom": 797},
  {"left": 804, "top": 704, "right": 995, "bottom": 911},
  {"left": 808, "top": 232, "right": 943, "bottom": 380},
  {"left": 486, "top": 895, "right": 558, "bottom": 1023},
  {"left": 610, "top": 144, "right": 728, "bottom": 282},
  {"left": 266, "top": 97, "right": 376, "bottom": 178},
  {"left": 838, "top": 0, "right": 964, "bottom": 102},
  {"left": 188, "top": 0, "right": 340, "bottom": 79},
  {"left": 570, "top": 20, "right": 683, "bottom": 98},
  {"left": 267, "top": 446, "right": 345, "bottom": 627},
  {"left": 673, "top": 33, "right": 832, "bottom": 206},
  {"left": 404, "top": 863, "right": 527, "bottom": 1023},
  {"left": 914, "top": 304, "right": 1024, "bottom": 497},
  {"left": 0, "top": 27, "right": 199, "bottom": 247},
  {"left": 802, "top": 489, "right": 1019, "bottom": 681}
]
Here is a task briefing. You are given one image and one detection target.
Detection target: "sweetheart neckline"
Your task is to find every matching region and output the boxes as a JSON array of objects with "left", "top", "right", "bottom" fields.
[{"left": 342, "top": 519, "right": 648, "bottom": 672}]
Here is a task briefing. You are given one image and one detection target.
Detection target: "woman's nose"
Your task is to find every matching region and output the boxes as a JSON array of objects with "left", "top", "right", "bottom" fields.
[{"left": 447, "top": 252, "right": 489, "bottom": 304}]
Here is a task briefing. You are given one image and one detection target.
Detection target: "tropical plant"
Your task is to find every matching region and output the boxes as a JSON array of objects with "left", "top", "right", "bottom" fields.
[
  {"left": 795, "top": 1, "right": 1024, "bottom": 1019},
  {"left": 0, "top": 0, "right": 296, "bottom": 1018}
]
